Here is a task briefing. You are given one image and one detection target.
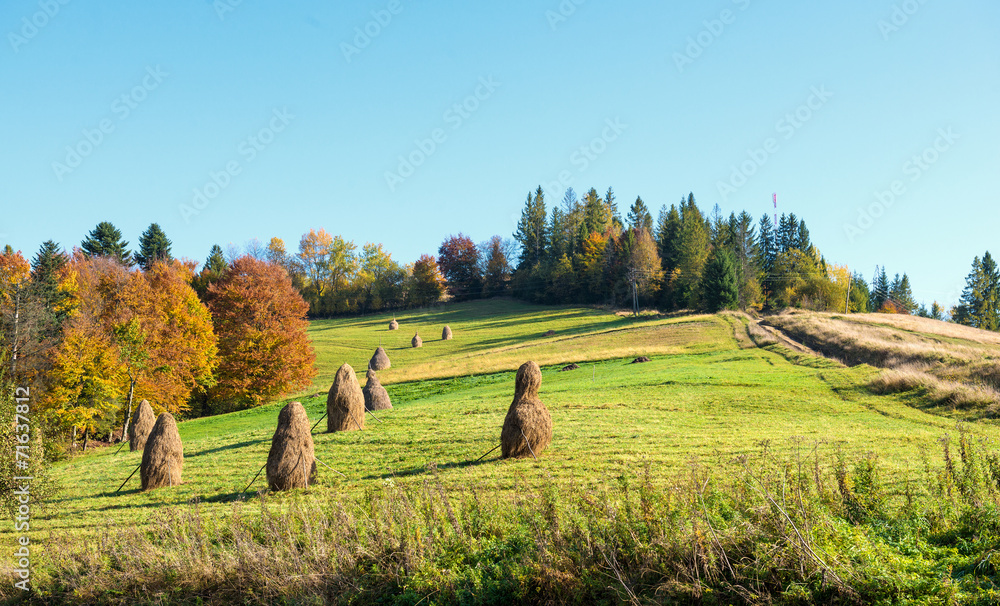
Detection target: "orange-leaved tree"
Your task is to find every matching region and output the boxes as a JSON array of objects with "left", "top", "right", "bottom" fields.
[
  {"left": 208, "top": 256, "right": 315, "bottom": 411},
  {"left": 116, "top": 260, "right": 218, "bottom": 428}
]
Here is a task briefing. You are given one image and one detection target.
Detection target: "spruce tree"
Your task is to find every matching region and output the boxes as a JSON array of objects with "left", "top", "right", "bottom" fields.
[
  {"left": 757, "top": 215, "right": 777, "bottom": 305},
  {"left": 81, "top": 221, "right": 131, "bottom": 265},
  {"left": 889, "top": 273, "right": 917, "bottom": 314},
  {"left": 700, "top": 249, "right": 739, "bottom": 312},
  {"left": 656, "top": 204, "right": 683, "bottom": 274},
  {"left": 627, "top": 196, "right": 653, "bottom": 233},
  {"left": 205, "top": 244, "right": 228, "bottom": 275},
  {"left": 134, "top": 223, "right": 173, "bottom": 270},
  {"left": 870, "top": 267, "right": 889, "bottom": 311},
  {"left": 513, "top": 187, "right": 549, "bottom": 270},
  {"left": 953, "top": 252, "right": 1000, "bottom": 331}
]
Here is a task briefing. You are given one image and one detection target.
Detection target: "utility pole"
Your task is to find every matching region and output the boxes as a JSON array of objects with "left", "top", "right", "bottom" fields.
[{"left": 845, "top": 267, "right": 852, "bottom": 314}]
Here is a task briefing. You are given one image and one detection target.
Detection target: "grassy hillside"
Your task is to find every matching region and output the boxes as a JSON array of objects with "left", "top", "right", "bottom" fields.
[
  {"left": 6, "top": 300, "right": 1000, "bottom": 604},
  {"left": 761, "top": 310, "right": 1000, "bottom": 421}
]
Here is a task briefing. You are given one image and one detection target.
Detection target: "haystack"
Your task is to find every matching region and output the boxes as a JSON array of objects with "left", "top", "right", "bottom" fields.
[
  {"left": 412, "top": 332, "right": 422, "bottom": 348},
  {"left": 544, "top": 330, "right": 556, "bottom": 337},
  {"left": 560, "top": 363, "right": 579, "bottom": 372},
  {"left": 140, "top": 413, "right": 183, "bottom": 490},
  {"left": 370, "top": 346, "right": 391, "bottom": 371},
  {"left": 327, "top": 363, "right": 365, "bottom": 432},
  {"left": 389, "top": 318, "right": 399, "bottom": 330},
  {"left": 129, "top": 399, "right": 155, "bottom": 452},
  {"left": 363, "top": 369, "right": 393, "bottom": 411},
  {"left": 631, "top": 356, "right": 651, "bottom": 364},
  {"left": 442, "top": 325, "right": 453, "bottom": 340},
  {"left": 501, "top": 361, "right": 552, "bottom": 459},
  {"left": 266, "top": 401, "right": 316, "bottom": 491}
]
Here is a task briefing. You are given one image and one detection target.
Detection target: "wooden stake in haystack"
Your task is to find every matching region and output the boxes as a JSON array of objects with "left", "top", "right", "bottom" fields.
[
  {"left": 266, "top": 401, "right": 316, "bottom": 491},
  {"left": 501, "top": 361, "right": 552, "bottom": 459},
  {"left": 128, "top": 399, "right": 155, "bottom": 452},
  {"left": 441, "top": 325, "right": 453, "bottom": 340},
  {"left": 363, "top": 368, "right": 393, "bottom": 411},
  {"left": 327, "top": 363, "right": 365, "bottom": 432},
  {"left": 369, "top": 346, "right": 391, "bottom": 371},
  {"left": 140, "top": 413, "right": 183, "bottom": 490}
]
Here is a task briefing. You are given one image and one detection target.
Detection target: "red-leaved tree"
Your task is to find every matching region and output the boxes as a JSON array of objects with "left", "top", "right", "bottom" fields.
[{"left": 208, "top": 257, "right": 316, "bottom": 411}]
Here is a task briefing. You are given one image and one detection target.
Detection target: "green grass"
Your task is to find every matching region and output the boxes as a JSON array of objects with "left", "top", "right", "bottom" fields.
[{"left": 7, "top": 300, "right": 1000, "bottom": 604}]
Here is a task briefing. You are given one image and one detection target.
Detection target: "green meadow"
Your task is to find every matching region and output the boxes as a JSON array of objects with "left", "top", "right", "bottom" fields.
[{"left": 7, "top": 300, "right": 1000, "bottom": 604}]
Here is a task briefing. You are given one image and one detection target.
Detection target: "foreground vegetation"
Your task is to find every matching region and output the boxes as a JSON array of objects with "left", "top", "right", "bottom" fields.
[{"left": 4, "top": 301, "right": 1000, "bottom": 604}]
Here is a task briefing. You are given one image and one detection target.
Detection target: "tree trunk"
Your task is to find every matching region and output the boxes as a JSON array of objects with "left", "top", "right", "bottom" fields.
[
  {"left": 120, "top": 379, "right": 136, "bottom": 444},
  {"left": 82, "top": 426, "right": 89, "bottom": 453}
]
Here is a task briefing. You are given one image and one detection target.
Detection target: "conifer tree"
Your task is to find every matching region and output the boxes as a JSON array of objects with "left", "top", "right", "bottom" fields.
[
  {"left": 133, "top": 223, "right": 173, "bottom": 270},
  {"left": 700, "top": 249, "right": 739, "bottom": 312},
  {"left": 627, "top": 196, "right": 653, "bottom": 233},
  {"left": 953, "top": 252, "right": 1000, "bottom": 331},
  {"left": 513, "top": 187, "right": 548, "bottom": 270},
  {"left": 81, "top": 222, "right": 131, "bottom": 265}
]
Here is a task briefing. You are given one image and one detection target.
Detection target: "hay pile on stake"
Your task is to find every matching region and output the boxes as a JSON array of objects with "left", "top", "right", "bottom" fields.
[
  {"left": 389, "top": 318, "right": 399, "bottom": 330},
  {"left": 363, "top": 368, "right": 393, "bottom": 411},
  {"left": 501, "top": 361, "right": 552, "bottom": 459},
  {"left": 129, "top": 399, "right": 155, "bottom": 452},
  {"left": 369, "top": 346, "right": 391, "bottom": 371},
  {"left": 140, "top": 413, "right": 183, "bottom": 490},
  {"left": 442, "top": 325, "right": 453, "bottom": 340},
  {"left": 412, "top": 332, "right": 422, "bottom": 348},
  {"left": 327, "top": 363, "right": 365, "bottom": 432},
  {"left": 266, "top": 401, "right": 316, "bottom": 491}
]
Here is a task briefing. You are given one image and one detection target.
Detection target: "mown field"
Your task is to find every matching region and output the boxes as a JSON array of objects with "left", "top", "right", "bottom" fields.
[{"left": 5, "top": 300, "right": 1000, "bottom": 604}]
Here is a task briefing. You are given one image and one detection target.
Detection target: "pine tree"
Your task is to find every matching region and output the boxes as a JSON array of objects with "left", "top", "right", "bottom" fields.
[
  {"left": 848, "top": 272, "right": 870, "bottom": 313},
  {"left": 870, "top": 267, "right": 889, "bottom": 311},
  {"left": 673, "top": 196, "right": 710, "bottom": 309},
  {"left": 581, "top": 188, "right": 607, "bottom": 236},
  {"left": 656, "top": 204, "right": 683, "bottom": 274},
  {"left": 513, "top": 187, "right": 549, "bottom": 270},
  {"left": 953, "top": 252, "right": 1000, "bottom": 331},
  {"left": 29, "top": 240, "right": 69, "bottom": 318},
  {"left": 888, "top": 273, "right": 917, "bottom": 314},
  {"left": 549, "top": 206, "right": 567, "bottom": 260},
  {"left": 133, "top": 223, "right": 173, "bottom": 270},
  {"left": 81, "top": 222, "right": 131, "bottom": 265},
  {"left": 757, "top": 214, "right": 777, "bottom": 305},
  {"left": 930, "top": 301, "right": 945, "bottom": 321},
  {"left": 700, "top": 249, "right": 739, "bottom": 312},
  {"left": 795, "top": 219, "right": 812, "bottom": 253},
  {"left": 627, "top": 196, "right": 653, "bottom": 233},
  {"left": 604, "top": 187, "right": 622, "bottom": 232}
]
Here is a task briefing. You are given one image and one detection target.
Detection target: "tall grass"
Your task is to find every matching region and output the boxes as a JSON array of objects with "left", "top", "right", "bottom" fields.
[
  {"left": 11, "top": 437, "right": 1000, "bottom": 605},
  {"left": 762, "top": 311, "right": 1000, "bottom": 419}
]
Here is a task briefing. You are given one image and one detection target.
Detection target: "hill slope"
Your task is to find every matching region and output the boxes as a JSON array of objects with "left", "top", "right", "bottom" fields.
[{"left": 8, "top": 301, "right": 1000, "bottom": 604}]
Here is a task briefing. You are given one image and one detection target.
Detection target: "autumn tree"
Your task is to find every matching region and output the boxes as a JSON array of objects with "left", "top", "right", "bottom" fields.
[
  {"left": 438, "top": 234, "right": 482, "bottom": 301},
  {"left": 409, "top": 255, "right": 445, "bottom": 307},
  {"left": 208, "top": 257, "right": 315, "bottom": 411}
]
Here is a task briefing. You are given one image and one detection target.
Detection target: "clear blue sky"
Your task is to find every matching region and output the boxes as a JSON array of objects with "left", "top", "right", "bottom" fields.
[{"left": 2, "top": 0, "right": 997, "bottom": 309}]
